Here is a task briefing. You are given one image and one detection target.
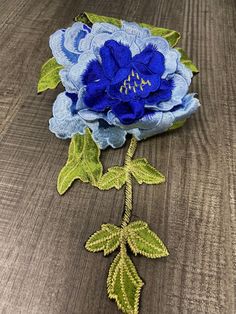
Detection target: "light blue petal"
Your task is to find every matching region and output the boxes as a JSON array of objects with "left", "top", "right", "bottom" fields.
[
  {"left": 121, "top": 21, "right": 151, "bottom": 38},
  {"left": 78, "top": 23, "right": 120, "bottom": 52},
  {"left": 78, "top": 33, "right": 94, "bottom": 51},
  {"left": 67, "top": 51, "right": 97, "bottom": 89},
  {"left": 59, "top": 69, "right": 77, "bottom": 92},
  {"left": 172, "top": 93, "right": 200, "bottom": 121},
  {"left": 89, "top": 30, "right": 140, "bottom": 57},
  {"left": 155, "top": 74, "right": 189, "bottom": 111},
  {"left": 176, "top": 62, "right": 193, "bottom": 85},
  {"left": 86, "top": 121, "right": 127, "bottom": 149},
  {"left": 129, "top": 111, "right": 175, "bottom": 140},
  {"left": 91, "top": 22, "right": 120, "bottom": 34},
  {"left": 49, "top": 118, "right": 85, "bottom": 139},
  {"left": 111, "top": 30, "right": 140, "bottom": 55},
  {"left": 78, "top": 108, "right": 111, "bottom": 123},
  {"left": 64, "top": 22, "right": 89, "bottom": 54},
  {"left": 49, "top": 92, "right": 86, "bottom": 139},
  {"left": 49, "top": 29, "right": 78, "bottom": 66}
]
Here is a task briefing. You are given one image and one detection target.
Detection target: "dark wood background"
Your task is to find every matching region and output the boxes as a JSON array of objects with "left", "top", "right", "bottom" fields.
[{"left": 0, "top": 0, "right": 235, "bottom": 313}]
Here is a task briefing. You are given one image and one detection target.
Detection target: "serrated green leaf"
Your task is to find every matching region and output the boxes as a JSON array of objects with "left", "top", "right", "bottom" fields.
[
  {"left": 129, "top": 158, "right": 165, "bottom": 185},
  {"left": 107, "top": 251, "right": 144, "bottom": 314},
  {"left": 126, "top": 221, "right": 169, "bottom": 258},
  {"left": 37, "top": 57, "right": 63, "bottom": 93},
  {"left": 57, "top": 129, "right": 103, "bottom": 195},
  {"left": 75, "top": 12, "right": 121, "bottom": 27},
  {"left": 169, "top": 119, "right": 186, "bottom": 131},
  {"left": 98, "top": 166, "right": 127, "bottom": 190},
  {"left": 85, "top": 224, "right": 121, "bottom": 255},
  {"left": 176, "top": 48, "right": 199, "bottom": 73},
  {"left": 140, "top": 22, "right": 181, "bottom": 47},
  {"left": 75, "top": 12, "right": 180, "bottom": 47},
  {"left": 57, "top": 160, "right": 89, "bottom": 195}
]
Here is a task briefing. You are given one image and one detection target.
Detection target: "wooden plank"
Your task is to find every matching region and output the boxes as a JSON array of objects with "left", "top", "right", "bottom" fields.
[{"left": 0, "top": 0, "right": 235, "bottom": 313}]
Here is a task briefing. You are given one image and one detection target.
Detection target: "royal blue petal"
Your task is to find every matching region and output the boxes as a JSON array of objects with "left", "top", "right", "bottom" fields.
[
  {"left": 82, "top": 60, "right": 105, "bottom": 85},
  {"left": 100, "top": 40, "right": 132, "bottom": 79},
  {"left": 146, "top": 79, "right": 173, "bottom": 104},
  {"left": 84, "top": 81, "right": 120, "bottom": 111},
  {"left": 132, "top": 44, "right": 165, "bottom": 75},
  {"left": 111, "top": 100, "right": 145, "bottom": 124}
]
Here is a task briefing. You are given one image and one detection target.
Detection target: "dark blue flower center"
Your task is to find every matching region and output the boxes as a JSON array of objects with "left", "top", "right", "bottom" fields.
[{"left": 81, "top": 40, "right": 174, "bottom": 125}]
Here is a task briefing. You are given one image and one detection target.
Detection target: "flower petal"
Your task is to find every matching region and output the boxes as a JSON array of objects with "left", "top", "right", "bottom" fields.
[
  {"left": 155, "top": 74, "right": 188, "bottom": 111},
  {"left": 111, "top": 100, "right": 145, "bottom": 124},
  {"left": 121, "top": 21, "right": 151, "bottom": 38},
  {"left": 78, "top": 108, "right": 111, "bottom": 123},
  {"left": 108, "top": 109, "right": 163, "bottom": 130},
  {"left": 49, "top": 92, "right": 86, "bottom": 139},
  {"left": 84, "top": 81, "right": 120, "bottom": 111},
  {"left": 176, "top": 62, "right": 193, "bottom": 85},
  {"left": 82, "top": 60, "right": 105, "bottom": 85},
  {"left": 129, "top": 111, "right": 175, "bottom": 140},
  {"left": 67, "top": 51, "right": 97, "bottom": 89},
  {"left": 145, "top": 79, "right": 173, "bottom": 104},
  {"left": 64, "top": 22, "right": 90, "bottom": 54},
  {"left": 100, "top": 40, "right": 132, "bottom": 78},
  {"left": 171, "top": 93, "right": 200, "bottom": 120},
  {"left": 49, "top": 29, "right": 78, "bottom": 66},
  {"left": 87, "top": 120, "right": 127, "bottom": 149},
  {"left": 140, "top": 37, "right": 180, "bottom": 77},
  {"left": 132, "top": 45, "right": 165, "bottom": 75}
]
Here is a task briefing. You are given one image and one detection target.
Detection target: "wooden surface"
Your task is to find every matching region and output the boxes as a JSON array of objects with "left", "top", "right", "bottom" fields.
[{"left": 0, "top": 0, "right": 235, "bottom": 313}]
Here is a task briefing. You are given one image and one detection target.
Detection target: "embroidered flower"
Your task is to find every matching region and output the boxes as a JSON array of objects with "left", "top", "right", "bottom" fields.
[{"left": 49, "top": 21, "right": 200, "bottom": 149}]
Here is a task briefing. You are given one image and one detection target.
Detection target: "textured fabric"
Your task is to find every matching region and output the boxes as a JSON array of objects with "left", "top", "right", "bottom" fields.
[{"left": 49, "top": 20, "right": 200, "bottom": 149}]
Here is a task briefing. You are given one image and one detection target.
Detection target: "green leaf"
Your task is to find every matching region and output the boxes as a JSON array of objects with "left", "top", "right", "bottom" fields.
[
  {"left": 37, "top": 57, "right": 63, "bottom": 93},
  {"left": 75, "top": 12, "right": 121, "bottom": 27},
  {"left": 169, "top": 119, "right": 186, "bottom": 131},
  {"left": 75, "top": 12, "right": 180, "bottom": 47},
  {"left": 85, "top": 224, "right": 121, "bottom": 256},
  {"left": 107, "top": 251, "right": 144, "bottom": 313},
  {"left": 57, "top": 129, "right": 103, "bottom": 195},
  {"left": 126, "top": 221, "right": 169, "bottom": 258},
  {"left": 98, "top": 166, "right": 127, "bottom": 190},
  {"left": 176, "top": 48, "right": 199, "bottom": 73},
  {"left": 129, "top": 158, "right": 165, "bottom": 185},
  {"left": 140, "top": 22, "right": 181, "bottom": 47}
]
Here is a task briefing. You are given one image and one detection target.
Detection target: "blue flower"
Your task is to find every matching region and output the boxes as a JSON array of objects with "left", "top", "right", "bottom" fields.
[{"left": 49, "top": 21, "right": 200, "bottom": 149}]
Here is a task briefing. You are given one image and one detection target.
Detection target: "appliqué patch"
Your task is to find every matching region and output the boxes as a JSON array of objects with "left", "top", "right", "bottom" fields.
[{"left": 38, "top": 12, "right": 200, "bottom": 313}]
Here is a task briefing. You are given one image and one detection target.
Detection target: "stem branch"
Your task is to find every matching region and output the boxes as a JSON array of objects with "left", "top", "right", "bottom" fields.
[{"left": 121, "top": 136, "right": 137, "bottom": 228}]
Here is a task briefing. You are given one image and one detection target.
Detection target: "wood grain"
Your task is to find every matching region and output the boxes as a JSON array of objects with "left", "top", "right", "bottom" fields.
[{"left": 0, "top": 0, "right": 235, "bottom": 313}]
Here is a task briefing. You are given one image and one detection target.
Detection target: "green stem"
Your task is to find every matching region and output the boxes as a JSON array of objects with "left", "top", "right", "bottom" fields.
[{"left": 121, "top": 136, "right": 137, "bottom": 228}]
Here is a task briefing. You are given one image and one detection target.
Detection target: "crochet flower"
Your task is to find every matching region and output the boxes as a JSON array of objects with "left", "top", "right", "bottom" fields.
[{"left": 49, "top": 21, "right": 200, "bottom": 149}]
